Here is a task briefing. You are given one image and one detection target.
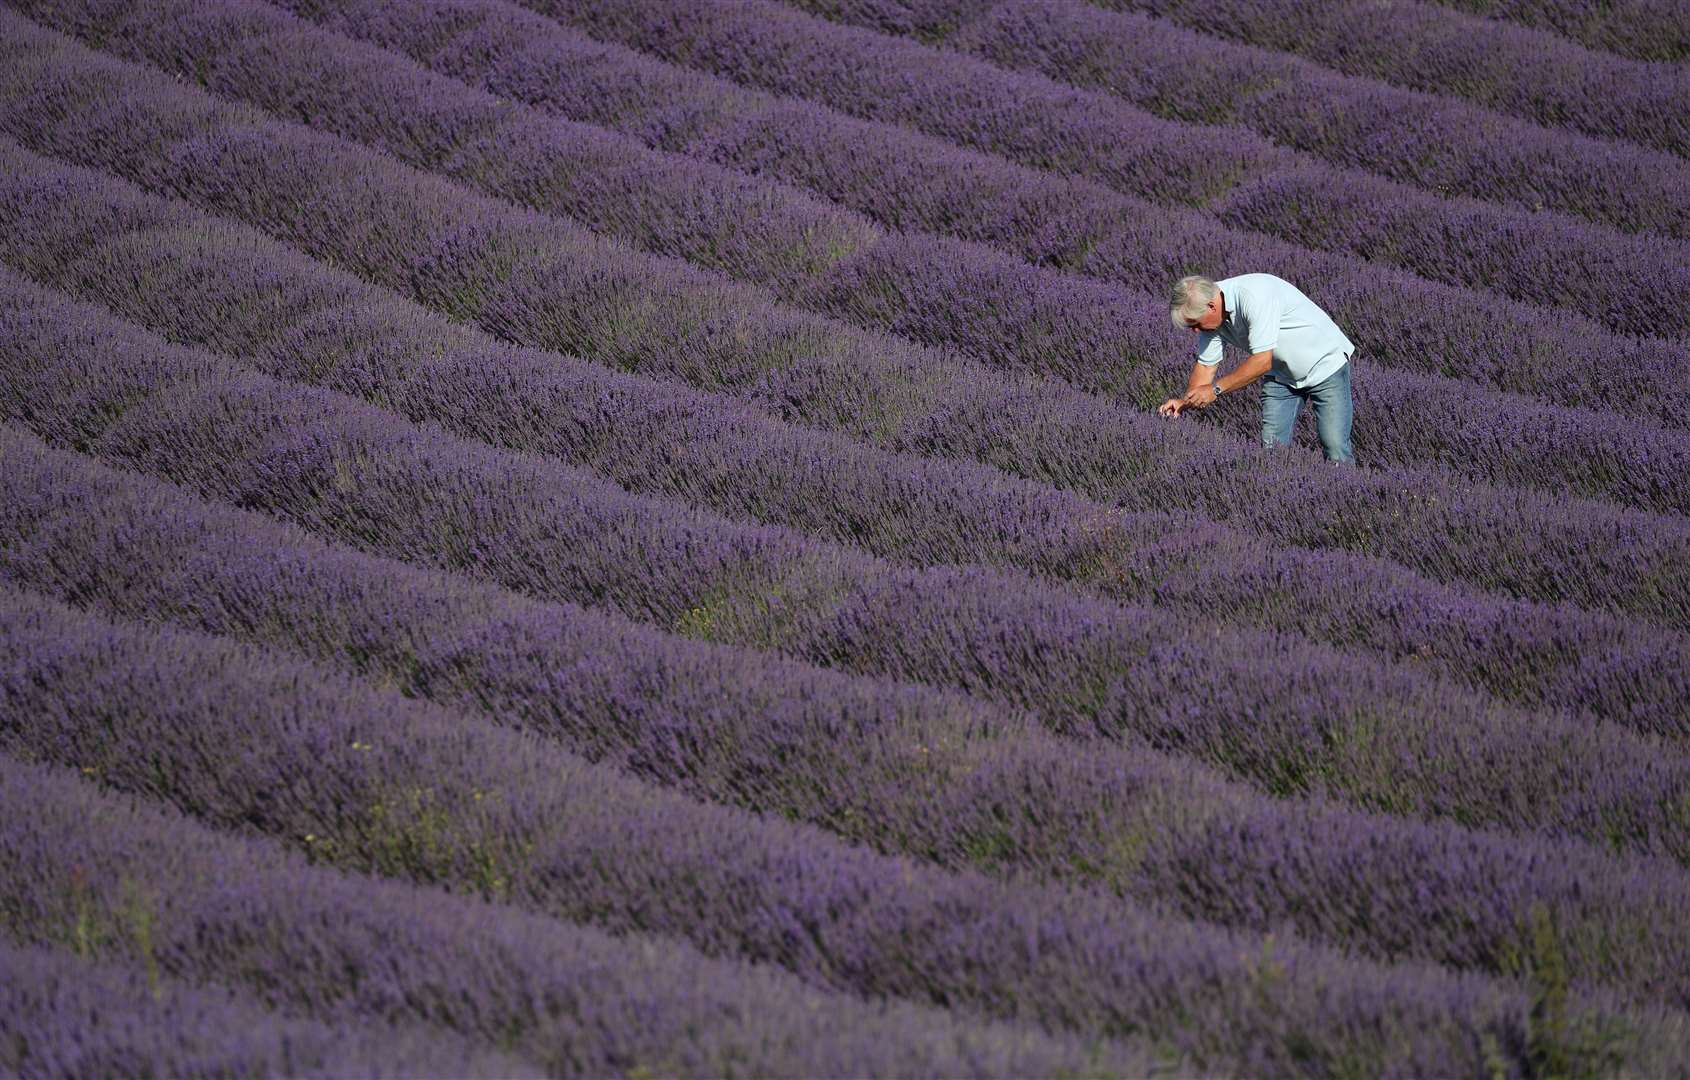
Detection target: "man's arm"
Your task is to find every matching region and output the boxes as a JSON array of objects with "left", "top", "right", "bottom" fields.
[
  {"left": 1186, "top": 360, "right": 1219, "bottom": 397},
  {"left": 1212, "top": 350, "right": 1273, "bottom": 397},
  {"left": 1160, "top": 351, "right": 1272, "bottom": 416}
]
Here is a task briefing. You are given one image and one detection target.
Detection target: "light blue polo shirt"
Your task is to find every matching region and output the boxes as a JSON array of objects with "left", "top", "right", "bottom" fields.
[{"left": 1195, "top": 274, "right": 1353, "bottom": 389}]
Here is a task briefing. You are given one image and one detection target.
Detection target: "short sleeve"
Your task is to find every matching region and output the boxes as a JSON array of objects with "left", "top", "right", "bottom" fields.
[
  {"left": 1194, "top": 331, "right": 1223, "bottom": 366},
  {"left": 1241, "top": 289, "right": 1281, "bottom": 355}
]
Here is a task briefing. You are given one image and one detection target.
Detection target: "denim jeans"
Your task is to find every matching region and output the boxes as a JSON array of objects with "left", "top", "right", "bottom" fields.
[{"left": 1261, "top": 361, "right": 1353, "bottom": 464}]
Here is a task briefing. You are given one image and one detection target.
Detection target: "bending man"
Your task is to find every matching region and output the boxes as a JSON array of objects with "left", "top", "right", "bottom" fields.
[{"left": 1158, "top": 273, "right": 1355, "bottom": 465}]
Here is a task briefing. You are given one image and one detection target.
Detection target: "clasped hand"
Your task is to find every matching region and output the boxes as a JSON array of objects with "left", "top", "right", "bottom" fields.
[{"left": 1157, "top": 384, "right": 1217, "bottom": 418}]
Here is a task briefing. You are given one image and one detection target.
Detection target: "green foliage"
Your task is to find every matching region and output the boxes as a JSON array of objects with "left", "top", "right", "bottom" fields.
[
  {"left": 959, "top": 823, "right": 1017, "bottom": 870},
  {"left": 117, "top": 878, "right": 161, "bottom": 997},
  {"left": 301, "top": 781, "right": 526, "bottom": 903},
  {"left": 1521, "top": 904, "right": 1630, "bottom": 1080},
  {"left": 785, "top": 221, "right": 875, "bottom": 280},
  {"left": 62, "top": 872, "right": 160, "bottom": 995},
  {"left": 67, "top": 868, "right": 104, "bottom": 960},
  {"left": 671, "top": 558, "right": 848, "bottom": 650}
]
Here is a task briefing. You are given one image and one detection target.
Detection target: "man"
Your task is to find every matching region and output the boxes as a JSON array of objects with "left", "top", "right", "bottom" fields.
[{"left": 1158, "top": 273, "right": 1355, "bottom": 465}]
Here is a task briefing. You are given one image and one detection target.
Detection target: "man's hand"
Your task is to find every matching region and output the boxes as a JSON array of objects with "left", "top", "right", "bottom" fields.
[{"left": 1158, "top": 384, "right": 1217, "bottom": 418}]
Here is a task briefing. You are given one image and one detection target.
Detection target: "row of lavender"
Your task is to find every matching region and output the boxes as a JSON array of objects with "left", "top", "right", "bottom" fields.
[
  {"left": 4, "top": 1, "right": 1685, "bottom": 1072},
  {"left": 9, "top": 367, "right": 1690, "bottom": 1015},
  {"left": 0, "top": 748, "right": 1152, "bottom": 1076},
  {"left": 275, "top": 0, "right": 1690, "bottom": 426},
  {"left": 0, "top": 940, "right": 541, "bottom": 1078},
  {"left": 7, "top": 139, "right": 1686, "bottom": 737},
  {"left": 1077, "top": 0, "right": 1690, "bottom": 154},
  {"left": 9, "top": 589, "right": 1212, "bottom": 1069},
  {"left": 779, "top": 0, "right": 1689, "bottom": 154},
  {"left": 780, "top": 0, "right": 1690, "bottom": 238},
  {"left": 6, "top": 579, "right": 1690, "bottom": 1072},
  {"left": 5, "top": 26, "right": 1690, "bottom": 639},
  {"left": 3, "top": 261, "right": 1676, "bottom": 1068},
  {"left": 272, "top": 0, "right": 1690, "bottom": 492},
  {"left": 509, "top": 0, "right": 1690, "bottom": 337},
  {"left": 15, "top": 267, "right": 1690, "bottom": 856},
  {"left": 1429, "top": 0, "right": 1690, "bottom": 62},
  {"left": 20, "top": 0, "right": 1690, "bottom": 502}
]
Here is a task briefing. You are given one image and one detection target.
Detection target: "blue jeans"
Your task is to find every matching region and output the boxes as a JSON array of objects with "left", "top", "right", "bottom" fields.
[{"left": 1261, "top": 361, "right": 1353, "bottom": 464}]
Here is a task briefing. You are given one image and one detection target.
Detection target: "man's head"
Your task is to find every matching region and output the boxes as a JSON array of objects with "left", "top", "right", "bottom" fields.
[{"left": 1169, "top": 275, "right": 1223, "bottom": 332}]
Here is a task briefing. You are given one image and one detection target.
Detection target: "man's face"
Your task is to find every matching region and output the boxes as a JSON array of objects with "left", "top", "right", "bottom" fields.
[{"left": 1181, "top": 293, "right": 1224, "bottom": 333}]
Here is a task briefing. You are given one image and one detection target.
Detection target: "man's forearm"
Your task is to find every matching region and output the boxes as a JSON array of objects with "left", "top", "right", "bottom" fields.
[
  {"left": 1186, "top": 363, "right": 1219, "bottom": 395},
  {"left": 1215, "top": 351, "right": 1273, "bottom": 394}
]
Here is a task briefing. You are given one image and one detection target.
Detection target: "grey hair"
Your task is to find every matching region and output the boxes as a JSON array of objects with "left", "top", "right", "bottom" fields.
[{"left": 1169, "top": 275, "right": 1218, "bottom": 328}]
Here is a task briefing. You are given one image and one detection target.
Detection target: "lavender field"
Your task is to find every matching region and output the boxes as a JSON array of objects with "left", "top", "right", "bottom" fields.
[{"left": 1, "top": 0, "right": 1687, "bottom": 1074}]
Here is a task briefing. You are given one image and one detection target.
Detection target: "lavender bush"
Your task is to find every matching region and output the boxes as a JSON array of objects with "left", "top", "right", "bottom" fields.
[
  {"left": 9, "top": 584, "right": 1690, "bottom": 1015},
  {"left": 21, "top": 0, "right": 1690, "bottom": 485},
  {"left": 796, "top": 0, "right": 1690, "bottom": 238},
  {"left": 0, "top": 754, "right": 1162, "bottom": 1077},
  {"left": 766, "top": 0, "right": 1690, "bottom": 152},
  {"left": 272, "top": 0, "right": 1690, "bottom": 423},
  {"left": 1430, "top": 0, "right": 1690, "bottom": 63},
  {"left": 5, "top": 385, "right": 1690, "bottom": 862},
  {"left": 3, "top": 45, "right": 1689, "bottom": 632},
  {"left": 506, "top": 0, "right": 1690, "bottom": 336},
  {"left": 0, "top": 941, "right": 544, "bottom": 1079},
  {"left": 1077, "top": 0, "right": 1690, "bottom": 156},
  {"left": 4, "top": 149, "right": 1687, "bottom": 735},
  {"left": 4, "top": 0, "right": 1689, "bottom": 1066}
]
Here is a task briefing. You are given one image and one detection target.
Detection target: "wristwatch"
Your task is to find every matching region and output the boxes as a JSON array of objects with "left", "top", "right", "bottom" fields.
[{"left": 1211, "top": 380, "right": 1224, "bottom": 398}]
